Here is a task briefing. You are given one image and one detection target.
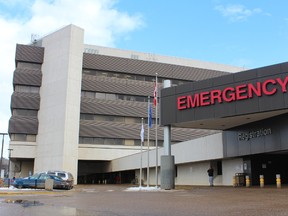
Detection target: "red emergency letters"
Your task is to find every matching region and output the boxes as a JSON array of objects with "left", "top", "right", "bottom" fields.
[{"left": 177, "top": 75, "right": 288, "bottom": 110}]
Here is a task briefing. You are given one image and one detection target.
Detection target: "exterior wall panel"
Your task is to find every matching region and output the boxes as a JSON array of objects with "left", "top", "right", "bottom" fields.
[
  {"left": 83, "top": 53, "right": 229, "bottom": 81},
  {"left": 223, "top": 114, "right": 288, "bottom": 157},
  {"left": 16, "top": 44, "right": 44, "bottom": 64},
  {"left": 13, "top": 69, "right": 42, "bottom": 86},
  {"left": 82, "top": 75, "right": 156, "bottom": 96},
  {"left": 8, "top": 116, "right": 38, "bottom": 134},
  {"left": 10, "top": 92, "right": 40, "bottom": 110},
  {"left": 81, "top": 98, "right": 146, "bottom": 117},
  {"left": 79, "top": 120, "right": 218, "bottom": 141}
]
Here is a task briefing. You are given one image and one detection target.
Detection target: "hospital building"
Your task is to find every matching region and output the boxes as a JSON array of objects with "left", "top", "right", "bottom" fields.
[{"left": 8, "top": 24, "right": 288, "bottom": 186}]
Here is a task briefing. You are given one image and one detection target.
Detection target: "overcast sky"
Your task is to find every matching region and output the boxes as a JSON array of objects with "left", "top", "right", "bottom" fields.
[{"left": 0, "top": 0, "right": 287, "bottom": 157}]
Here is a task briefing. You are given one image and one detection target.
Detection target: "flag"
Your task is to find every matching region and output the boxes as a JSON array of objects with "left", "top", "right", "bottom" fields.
[
  {"left": 140, "top": 122, "right": 144, "bottom": 142},
  {"left": 149, "top": 103, "right": 153, "bottom": 128},
  {"left": 153, "top": 81, "right": 157, "bottom": 106}
]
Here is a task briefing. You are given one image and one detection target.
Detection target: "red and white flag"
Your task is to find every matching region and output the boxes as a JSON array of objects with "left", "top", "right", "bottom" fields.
[{"left": 153, "top": 81, "right": 157, "bottom": 106}]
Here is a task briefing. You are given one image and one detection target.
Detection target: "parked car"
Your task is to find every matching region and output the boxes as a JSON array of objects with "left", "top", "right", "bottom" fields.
[
  {"left": 47, "top": 171, "right": 74, "bottom": 189},
  {"left": 12, "top": 173, "right": 71, "bottom": 190}
]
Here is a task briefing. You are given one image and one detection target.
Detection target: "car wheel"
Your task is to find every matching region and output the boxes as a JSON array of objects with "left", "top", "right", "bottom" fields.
[{"left": 17, "top": 184, "right": 23, "bottom": 189}]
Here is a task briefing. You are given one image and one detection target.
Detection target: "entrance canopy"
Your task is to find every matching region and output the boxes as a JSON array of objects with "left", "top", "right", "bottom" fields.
[{"left": 160, "top": 62, "right": 288, "bottom": 130}]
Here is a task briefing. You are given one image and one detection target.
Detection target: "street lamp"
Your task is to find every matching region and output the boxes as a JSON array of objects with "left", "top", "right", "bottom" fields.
[
  {"left": 0, "top": 133, "right": 8, "bottom": 178},
  {"left": 7, "top": 148, "right": 13, "bottom": 178},
  {"left": 7, "top": 148, "right": 13, "bottom": 188}
]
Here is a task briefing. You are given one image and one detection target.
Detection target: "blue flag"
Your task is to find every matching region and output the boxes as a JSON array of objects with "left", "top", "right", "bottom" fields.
[{"left": 149, "top": 104, "right": 153, "bottom": 128}]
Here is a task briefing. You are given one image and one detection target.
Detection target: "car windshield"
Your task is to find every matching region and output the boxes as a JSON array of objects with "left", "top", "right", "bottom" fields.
[
  {"left": 51, "top": 175, "right": 63, "bottom": 181},
  {"left": 57, "top": 173, "right": 66, "bottom": 178}
]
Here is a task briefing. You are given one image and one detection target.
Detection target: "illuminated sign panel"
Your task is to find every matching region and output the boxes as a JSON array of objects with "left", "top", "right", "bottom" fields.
[{"left": 177, "top": 75, "right": 288, "bottom": 110}]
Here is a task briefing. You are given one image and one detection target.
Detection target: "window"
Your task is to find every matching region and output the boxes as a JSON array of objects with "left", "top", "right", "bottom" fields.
[
  {"left": 27, "top": 135, "right": 36, "bottom": 142},
  {"left": 106, "top": 93, "right": 116, "bottom": 100},
  {"left": 13, "top": 109, "right": 38, "bottom": 117},
  {"left": 145, "top": 76, "right": 155, "bottom": 82},
  {"left": 15, "top": 85, "right": 40, "bottom": 93},
  {"left": 83, "top": 70, "right": 96, "bottom": 76},
  {"left": 12, "top": 134, "right": 26, "bottom": 141},
  {"left": 17, "top": 62, "right": 41, "bottom": 70},
  {"left": 80, "top": 114, "right": 153, "bottom": 125},
  {"left": 10, "top": 134, "right": 36, "bottom": 142},
  {"left": 82, "top": 69, "right": 192, "bottom": 87},
  {"left": 104, "top": 138, "right": 115, "bottom": 145},
  {"left": 135, "top": 75, "right": 145, "bottom": 81},
  {"left": 84, "top": 48, "right": 99, "bottom": 54},
  {"left": 79, "top": 137, "right": 142, "bottom": 146},
  {"left": 83, "top": 137, "right": 94, "bottom": 144},
  {"left": 94, "top": 138, "right": 104, "bottom": 144},
  {"left": 80, "top": 114, "right": 94, "bottom": 120},
  {"left": 134, "top": 140, "right": 141, "bottom": 146},
  {"left": 95, "top": 92, "right": 105, "bottom": 99},
  {"left": 97, "top": 72, "right": 108, "bottom": 77},
  {"left": 114, "top": 139, "right": 124, "bottom": 145},
  {"left": 131, "top": 54, "right": 139, "bottom": 59}
]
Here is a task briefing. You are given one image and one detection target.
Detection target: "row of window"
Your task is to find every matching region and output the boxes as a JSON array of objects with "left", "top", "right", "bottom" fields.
[
  {"left": 17, "top": 62, "right": 42, "bottom": 70},
  {"left": 11, "top": 109, "right": 156, "bottom": 125},
  {"left": 82, "top": 69, "right": 190, "bottom": 86},
  {"left": 15, "top": 85, "right": 40, "bottom": 93},
  {"left": 10, "top": 134, "right": 36, "bottom": 142},
  {"left": 80, "top": 114, "right": 157, "bottom": 124},
  {"left": 79, "top": 137, "right": 164, "bottom": 146},
  {"left": 11, "top": 134, "right": 179, "bottom": 147},
  {"left": 13, "top": 109, "right": 38, "bottom": 117},
  {"left": 81, "top": 91, "right": 156, "bottom": 103}
]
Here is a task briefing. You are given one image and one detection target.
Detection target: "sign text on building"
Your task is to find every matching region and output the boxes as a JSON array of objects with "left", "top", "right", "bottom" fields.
[
  {"left": 238, "top": 128, "right": 272, "bottom": 141},
  {"left": 177, "top": 75, "right": 288, "bottom": 110}
]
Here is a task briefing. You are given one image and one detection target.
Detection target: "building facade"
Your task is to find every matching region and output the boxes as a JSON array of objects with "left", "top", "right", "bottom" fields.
[
  {"left": 8, "top": 24, "right": 245, "bottom": 184},
  {"left": 160, "top": 62, "right": 288, "bottom": 186}
]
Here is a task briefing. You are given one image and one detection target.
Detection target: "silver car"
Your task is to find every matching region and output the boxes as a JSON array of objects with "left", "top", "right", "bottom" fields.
[{"left": 47, "top": 171, "right": 74, "bottom": 189}]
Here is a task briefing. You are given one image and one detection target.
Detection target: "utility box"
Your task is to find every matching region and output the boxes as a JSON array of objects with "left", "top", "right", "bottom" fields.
[{"left": 45, "top": 179, "right": 54, "bottom": 191}]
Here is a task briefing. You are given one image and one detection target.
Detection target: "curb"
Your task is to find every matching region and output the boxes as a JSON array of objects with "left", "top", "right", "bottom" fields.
[{"left": 0, "top": 189, "right": 72, "bottom": 196}]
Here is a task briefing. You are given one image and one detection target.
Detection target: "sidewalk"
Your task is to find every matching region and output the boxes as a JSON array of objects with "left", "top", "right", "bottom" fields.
[
  {"left": 0, "top": 186, "right": 69, "bottom": 196},
  {"left": 1, "top": 184, "right": 286, "bottom": 196}
]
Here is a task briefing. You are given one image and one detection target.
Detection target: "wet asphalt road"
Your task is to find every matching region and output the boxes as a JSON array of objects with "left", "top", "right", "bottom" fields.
[{"left": 1, "top": 184, "right": 288, "bottom": 216}]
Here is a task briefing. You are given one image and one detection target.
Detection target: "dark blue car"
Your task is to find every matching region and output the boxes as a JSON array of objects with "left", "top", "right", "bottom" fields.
[{"left": 12, "top": 173, "right": 71, "bottom": 190}]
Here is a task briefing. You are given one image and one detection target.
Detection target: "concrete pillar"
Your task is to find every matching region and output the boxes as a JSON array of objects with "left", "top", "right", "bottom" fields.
[
  {"left": 160, "top": 155, "right": 175, "bottom": 189},
  {"left": 160, "top": 79, "right": 175, "bottom": 190},
  {"left": 163, "top": 125, "right": 171, "bottom": 155}
]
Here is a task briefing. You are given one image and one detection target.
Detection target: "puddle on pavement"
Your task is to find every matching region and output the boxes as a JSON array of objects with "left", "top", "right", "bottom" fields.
[
  {"left": 3, "top": 199, "right": 44, "bottom": 207},
  {"left": 0, "top": 202, "right": 120, "bottom": 215}
]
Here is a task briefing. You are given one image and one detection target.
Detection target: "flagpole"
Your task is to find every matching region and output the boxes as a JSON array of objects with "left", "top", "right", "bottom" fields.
[
  {"left": 155, "top": 73, "right": 158, "bottom": 188},
  {"left": 140, "top": 118, "right": 144, "bottom": 188},
  {"left": 147, "top": 97, "right": 150, "bottom": 187}
]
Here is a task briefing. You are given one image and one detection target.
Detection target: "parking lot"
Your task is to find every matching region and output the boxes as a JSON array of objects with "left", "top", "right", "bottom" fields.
[{"left": 1, "top": 184, "right": 288, "bottom": 216}]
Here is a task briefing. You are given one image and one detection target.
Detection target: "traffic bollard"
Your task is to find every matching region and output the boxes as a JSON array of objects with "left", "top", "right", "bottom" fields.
[
  {"left": 260, "top": 175, "right": 264, "bottom": 188},
  {"left": 245, "top": 175, "right": 250, "bottom": 187},
  {"left": 232, "top": 176, "right": 236, "bottom": 187},
  {"left": 276, "top": 174, "right": 281, "bottom": 188}
]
